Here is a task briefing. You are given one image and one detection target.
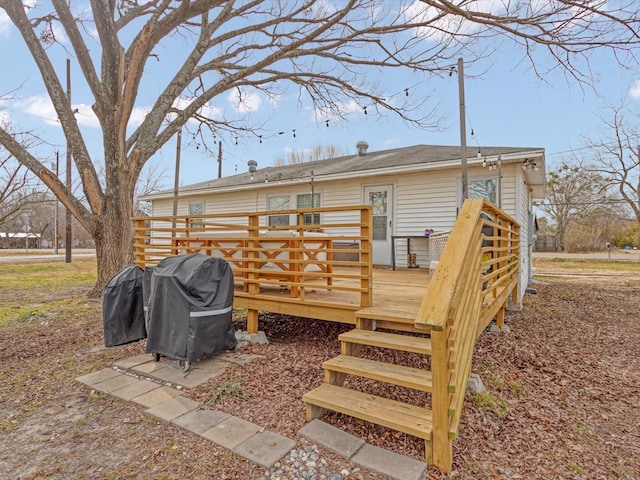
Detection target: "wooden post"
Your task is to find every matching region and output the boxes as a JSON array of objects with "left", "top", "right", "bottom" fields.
[
  {"left": 133, "top": 218, "right": 147, "bottom": 268},
  {"left": 246, "top": 214, "right": 260, "bottom": 334},
  {"left": 360, "top": 206, "right": 373, "bottom": 307},
  {"left": 431, "top": 328, "right": 453, "bottom": 471}
]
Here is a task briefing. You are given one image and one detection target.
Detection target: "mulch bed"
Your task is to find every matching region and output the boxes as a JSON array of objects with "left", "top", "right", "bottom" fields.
[{"left": 1, "top": 279, "right": 639, "bottom": 479}]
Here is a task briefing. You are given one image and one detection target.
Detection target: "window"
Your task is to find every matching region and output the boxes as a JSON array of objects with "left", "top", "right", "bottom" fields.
[
  {"left": 467, "top": 177, "right": 498, "bottom": 204},
  {"left": 296, "top": 193, "right": 321, "bottom": 225},
  {"left": 369, "top": 190, "right": 388, "bottom": 241},
  {"left": 267, "top": 195, "right": 290, "bottom": 226},
  {"left": 188, "top": 201, "right": 204, "bottom": 230}
]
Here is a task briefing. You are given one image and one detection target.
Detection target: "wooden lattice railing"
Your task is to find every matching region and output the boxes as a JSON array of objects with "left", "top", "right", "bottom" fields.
[
  {"left": 132, "top": 205, "right": 374, "bottom": 332},
  {"left": 415, "top": 198, "right": 520, "bottom": 470}
]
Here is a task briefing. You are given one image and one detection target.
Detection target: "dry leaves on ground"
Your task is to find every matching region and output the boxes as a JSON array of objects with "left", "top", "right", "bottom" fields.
[{"left": 1, "top": 277, "right": 639, "bottom": 479}]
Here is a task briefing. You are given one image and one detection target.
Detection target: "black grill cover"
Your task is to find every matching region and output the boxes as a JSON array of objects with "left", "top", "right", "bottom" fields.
[
  {"left": 102, "top": 265, "right": 147, "bottom": 347},
  {"left": 145, "top": 253, "right": 236, "bottom": 362}
]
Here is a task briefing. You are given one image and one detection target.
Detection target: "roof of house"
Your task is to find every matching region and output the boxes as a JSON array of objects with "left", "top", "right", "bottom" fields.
[{"left": 142, "top": 144, "right": 545, "bottom": 200}]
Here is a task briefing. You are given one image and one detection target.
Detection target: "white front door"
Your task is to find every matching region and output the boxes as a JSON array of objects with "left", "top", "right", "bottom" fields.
[{"left": 364, "top": 184, "right": 393, "bottom": 265}]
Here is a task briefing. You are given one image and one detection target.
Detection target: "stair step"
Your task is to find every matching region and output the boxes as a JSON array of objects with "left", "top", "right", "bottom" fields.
[
  {"left": 323, "top": 355, "right": 432, "bottom": 392},
  {"left": 355, "top": 305, "right": 419, "bottom": 323},
  {"left": 339, "top": 329, "right": 432, "bottom": 355},
  {"left": 303, "top": 383, "right": 433, "bottom": 440}
]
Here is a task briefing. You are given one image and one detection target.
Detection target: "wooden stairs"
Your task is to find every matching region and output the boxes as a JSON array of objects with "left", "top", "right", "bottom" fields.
[{"left": 303, "top": 307, "right": 436, "bottom": 463}]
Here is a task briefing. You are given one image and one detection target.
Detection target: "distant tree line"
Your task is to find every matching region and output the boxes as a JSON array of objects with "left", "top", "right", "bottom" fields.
[{"left": 535, "top": 103, "right": 640, "bottom": 252}]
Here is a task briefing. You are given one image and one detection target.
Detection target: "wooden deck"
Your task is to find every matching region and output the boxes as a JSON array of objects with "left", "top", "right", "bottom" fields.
[
  {"left": 233, "top": 266, "right": 431, "bottom": 331},
  {"left": 133, "top": 200, "right": 521, "bottom": 473}
]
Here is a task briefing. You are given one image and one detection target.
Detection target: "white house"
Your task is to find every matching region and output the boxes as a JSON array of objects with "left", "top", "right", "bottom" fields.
[{"left": 141, "top": 143, "right": 545, "bottom": 304}]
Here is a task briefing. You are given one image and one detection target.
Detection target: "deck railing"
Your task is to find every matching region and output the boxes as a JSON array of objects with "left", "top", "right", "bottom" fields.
[
  {"left": 415, "top": 198, "right": 520, "bottom": 470},
  {"left": 132, "top": 205, "right": 373, "bottom": 332}
]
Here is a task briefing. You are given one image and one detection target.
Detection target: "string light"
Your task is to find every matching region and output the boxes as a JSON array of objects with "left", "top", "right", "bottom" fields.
[{"left": 223, "top": 80, "right": 423, "bottom": 150}]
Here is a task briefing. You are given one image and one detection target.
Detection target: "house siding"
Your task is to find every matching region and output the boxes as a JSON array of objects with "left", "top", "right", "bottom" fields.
[{"left": 148, "top": 154, "right": 542, "bottom": 305}]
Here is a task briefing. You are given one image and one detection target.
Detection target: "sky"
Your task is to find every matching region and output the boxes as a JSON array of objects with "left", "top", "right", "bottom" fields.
[{"left": 1, "top": 2, "right": 640, "bottom": 190}]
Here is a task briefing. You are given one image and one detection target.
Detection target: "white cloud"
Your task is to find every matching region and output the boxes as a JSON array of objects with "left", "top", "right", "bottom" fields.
[
  {"left": 14, "top": 95, "right": 102, "bottom": 128},
  {"left": 629, "top": 79, "right": 640, "bottom": 99},
  {"left": 170, "top": 97, "right": 221, "bottom": 123},
  {"left": 74, "top": 103, "right": 99, "bottom": 127},
  {"left": 404, "top": 0, "right": 505, "bottom": 41},
  {"left": 227, "top": 89, "right": 262, "bottom": 113},
  {"left": 312, "top": 99, "right": 362, "bottom": 122},
  {"left": 14, "top": 95, "right": 59, "bottom": 125},
  {"left": 0, "top": 109, "right": 12, "bottom": 129},
  {"left": 129, "top": 107, "right": 148, "bottom": 127}
]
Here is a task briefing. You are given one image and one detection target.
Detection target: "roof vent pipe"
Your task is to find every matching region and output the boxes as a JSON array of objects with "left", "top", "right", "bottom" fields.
[
  {"left": 247, "top": 160, "right": 258, "bottom": 173},
  {"left": 356, "top": 141, "right": 369, "bottom": 156}
]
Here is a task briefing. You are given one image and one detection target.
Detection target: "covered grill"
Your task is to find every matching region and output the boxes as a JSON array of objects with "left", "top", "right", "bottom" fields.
[
  {"left": 102, "top": 265, "right": 147, "bottom": 347},
  {"left": 145, "top": 253, "right": 236, "bottom": 371}
]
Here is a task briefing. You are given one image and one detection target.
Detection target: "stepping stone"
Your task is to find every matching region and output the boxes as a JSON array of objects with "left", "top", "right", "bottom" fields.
[
  {"left": 172, "top": 409, "right": 231, "bottom": 434},
  {"left": 201, "top": 416, "right": 261, "bottom": 450},
  {"left": 146, "top": 396, "right": 201, "bottom": 423},
  {"left": 233, "top": 430, "right": 296, "bottom": 468},
  {"left": 131, "top": 386, "right": 180, "bottom": 409},
  {"left": 114, "top": 354, "right": 153, "bottom": 370},
  {"left": 76, "top": 368, "right": 120, "bottom": 387},
  {"left": 299, "top": 419, "right": 364, "bottom": 459},
  {"left": 144, "top": 366, "right": 214, "bottom": 389},
  {"left": 351, "top": 444, "right": 427, "bottom": 480},
  {"left": 111, "top": 379, "right": 160, "bottom": 401},
  {"left": 92, "top": 374, "right": 138, "bottom": 394}
]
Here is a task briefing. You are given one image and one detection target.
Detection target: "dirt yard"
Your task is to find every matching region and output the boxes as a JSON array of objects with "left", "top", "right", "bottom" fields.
[{"left": 0, "top": 258, "right": 639, "bottom": 479}]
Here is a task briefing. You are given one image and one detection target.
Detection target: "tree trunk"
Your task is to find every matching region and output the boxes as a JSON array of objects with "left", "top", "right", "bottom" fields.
[{"left": 88, "top": 185, "right": 135, "bottom": 298}]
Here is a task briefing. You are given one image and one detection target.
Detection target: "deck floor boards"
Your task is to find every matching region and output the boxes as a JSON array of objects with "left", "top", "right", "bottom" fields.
[{"left": 232, "top": 266, "right": 430, "bottom": 326}]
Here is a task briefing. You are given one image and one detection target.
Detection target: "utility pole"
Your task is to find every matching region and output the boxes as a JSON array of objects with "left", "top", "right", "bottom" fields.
[
  {"left": 217, "top": 141, "right": 222, "bottom": 179},
  {"left": 65, "top": 58, "right": 72, "bottom": 263},
  {"left": 458, "top": 57, "right": 468, "bottom": 201},
  {"left": 172, "top": 129, "right": 182, "bottom": 232},
  {"left": 52, "top": 153, "right": 59, "bottom": 255}
]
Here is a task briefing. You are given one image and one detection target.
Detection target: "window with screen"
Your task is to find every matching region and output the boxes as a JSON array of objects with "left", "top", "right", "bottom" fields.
[
  {"left": 267, "top": 195, "right": 290, "bottom": 226},
  {"left": 188, "top": 201, "right": 205, "bottom": 230},
  {"left": 296, "top": 193, "right": 321, "bottom": 225},
  {"left": 467, "top": 178, "right": 498, "bottom": 204}
]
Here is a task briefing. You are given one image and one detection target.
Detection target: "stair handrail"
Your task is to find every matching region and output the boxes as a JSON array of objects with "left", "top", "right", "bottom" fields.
[{"left": 414, "top": 198, "right": 520, "bottom": 472}]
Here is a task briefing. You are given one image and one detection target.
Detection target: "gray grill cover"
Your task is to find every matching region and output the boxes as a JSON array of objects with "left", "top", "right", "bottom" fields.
[
  {"left": 145, "top": 253, "right": 236, "bottom": 362},
  {"left": 102, "top": 265, "right": 147, "bottom": 347}
]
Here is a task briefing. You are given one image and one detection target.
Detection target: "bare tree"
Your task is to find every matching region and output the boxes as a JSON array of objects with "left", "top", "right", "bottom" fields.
[
  {"left": 587, "top": 102, "right": 640, "bottom": 231},
  {"left": 0, "top": 152, "right": 32, "bottom": 227},
  {"left": 535, "top": 161, "right": 615, "bottom": 251},
  {"left": 134, "top": 161, "right": 168, "bottom": 216},
  {"left": 274, "top": 144, "right": 345, "bottom": 166},
  {"left": 0, "top": 1, "right": 638, "bottom": 295}
]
